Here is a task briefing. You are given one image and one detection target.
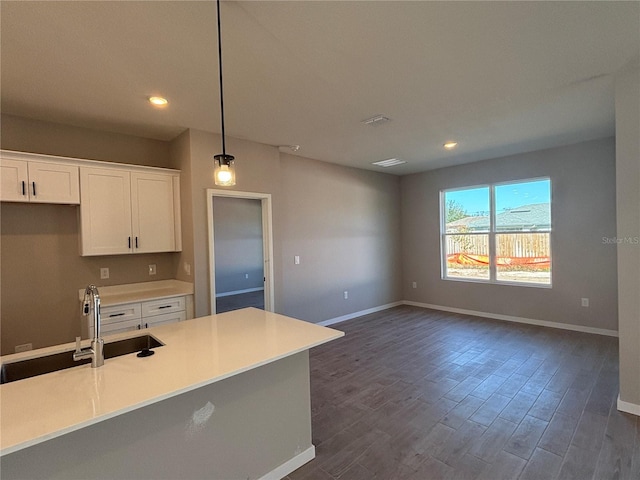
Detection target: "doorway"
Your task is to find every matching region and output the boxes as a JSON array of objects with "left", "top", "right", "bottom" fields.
[{"left": 206, "top": 189, "right": 274, "bottom": 314}]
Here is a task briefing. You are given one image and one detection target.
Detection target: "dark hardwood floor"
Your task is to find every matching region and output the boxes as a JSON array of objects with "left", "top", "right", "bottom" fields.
[
  {"left": 216, "top": 290, "right": 264, "bottom": 313},
  {"left": 286, "top": 305, "right": 640, "bottom": 480}
]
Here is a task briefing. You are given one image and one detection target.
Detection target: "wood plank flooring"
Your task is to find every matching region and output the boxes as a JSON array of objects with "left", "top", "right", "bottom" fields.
[
  {"left": 215, "top": 290, "right": 264, "bottom": 313},
  {"left": 285, "top": 306, "right": 639, "bottom": 480}
]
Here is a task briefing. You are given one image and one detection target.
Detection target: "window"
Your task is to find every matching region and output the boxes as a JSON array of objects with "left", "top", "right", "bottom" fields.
[{"left": 441, "top": 178, "right": 551, "bottom": 286}]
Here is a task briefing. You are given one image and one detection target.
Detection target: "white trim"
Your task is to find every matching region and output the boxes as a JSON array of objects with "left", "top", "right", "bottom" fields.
[
  {"left": 215, "top": 287, "right": 264, "bottom": 298},
  {"left": 207, "top": 189, "right": 275, "bottom": 315},
  {"left": 318, "top": 302, "right": 403, "bottom": 327},
  {"left": 258, "top": 446, "right": 315, "bottom": 480},
  {"left": 403, "top": 301, "right": 618, "bottom": 337},
  {"left": 617, "top": 395, "right": 640, "bottom": 416},
  {"left": 0, "top": 149, "right": 180, "bottom": 174}
]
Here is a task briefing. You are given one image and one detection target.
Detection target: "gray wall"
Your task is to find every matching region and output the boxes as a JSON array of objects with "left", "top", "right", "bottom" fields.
[
  {"left": 401, "top": 137, "right": 618, "bottom": 332},
  {"left": 213, "top": 197, "right": 264, "bottom": 294},
  {"left": 172, "top": 129, "right": 403, "bottom": 322},
  {"left": 2, "top": 114, "right": 171, "bottom": 167},
  {"left": 614, "top": 60, "right": 640, "bottom": 409},
  {"left": 174, "top": 129, "right": 284, "bottom": 317},
  {"left": 279, "top": 153, "right": 403, "bottom": 323},
  {"left": 0, "top": 115, "right": 179, "bottom": 354}
]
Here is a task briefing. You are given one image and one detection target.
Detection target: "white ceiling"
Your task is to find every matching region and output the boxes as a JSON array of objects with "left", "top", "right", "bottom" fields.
[{"left": 2, "top": 1, "right": 639, "bottom": 175}]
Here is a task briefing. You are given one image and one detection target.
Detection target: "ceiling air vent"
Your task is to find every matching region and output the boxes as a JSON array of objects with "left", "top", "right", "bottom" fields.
[
  {"left": 372, "top": 158, "right": 406, "bottom": 168},
  {"left": 362, "top": 114, "right": 391, "bottom": 126}
]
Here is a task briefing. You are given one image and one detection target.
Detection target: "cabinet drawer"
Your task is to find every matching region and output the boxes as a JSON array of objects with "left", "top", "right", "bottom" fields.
[
  {"left": 143, "top": 311, "right": 186, "bottom": 328},
  {"left": 100, "top": 303, "right": 142, "bottom": 325},
  {"left": 141, "top": 297, "right": 185, "bottom": 317},
  {"left": 90, "top": 318, "right": 141, "bottom": 337}
]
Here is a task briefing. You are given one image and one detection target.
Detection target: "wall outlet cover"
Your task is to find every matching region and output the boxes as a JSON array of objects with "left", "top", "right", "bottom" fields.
[
  {"left": 100, "top": 267, "right": 109, "bottom": 279},
  {"left": 149, "top": 264, "right": 157, "bottom": 275}
]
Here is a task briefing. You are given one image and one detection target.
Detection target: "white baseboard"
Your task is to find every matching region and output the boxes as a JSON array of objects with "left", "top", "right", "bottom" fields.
[
  {"left": 318, "top": 302, "right": 404, "bottom": 327},
  {"left": 216, "top": 287, "right": 264, "bottom": 298},
  {"left": 617, "top": 395, "right": 640, "bottom": 416},
  {"left": 259, "top": 445, "right": 315, "bottom": 480},
  {"left": 403, "top": 301, "right": 619, "bottom": 337}
]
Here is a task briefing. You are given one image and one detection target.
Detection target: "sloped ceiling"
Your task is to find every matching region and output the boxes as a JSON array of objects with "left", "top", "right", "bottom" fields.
[{"left": 2, "top": 1, "right": 639, "bottom": 174}]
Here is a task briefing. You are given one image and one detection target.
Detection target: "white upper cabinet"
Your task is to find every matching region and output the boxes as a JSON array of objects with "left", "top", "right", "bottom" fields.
[
  {"left": 0, "top": 157, "right": 80, "bottom": 204},
  {"left": 79, "top": 166, "right": 181, "bottom": 256},
  {"left": 131, "top": 172, "right": 177, "bottom": 254},
  {"left": 0, "top": 150, "right": 182, "bottom": 256},
  {"left": 79, "top": 167, "right": 133, "bottom": 255}
]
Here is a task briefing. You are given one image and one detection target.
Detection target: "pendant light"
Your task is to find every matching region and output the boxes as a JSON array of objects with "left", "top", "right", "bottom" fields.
[{"left": 213, "top": 0, "right": 236, "bottom": 186}]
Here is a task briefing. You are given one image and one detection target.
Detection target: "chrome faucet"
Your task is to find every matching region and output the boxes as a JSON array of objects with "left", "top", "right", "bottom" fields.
[{"left": 74, "top": 284, "right": 104, "bottom": 368}]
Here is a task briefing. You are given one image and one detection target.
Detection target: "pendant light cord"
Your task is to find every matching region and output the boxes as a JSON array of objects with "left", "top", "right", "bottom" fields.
[{"left": 216, "top": 0, "right": 227, "bottom": 156}]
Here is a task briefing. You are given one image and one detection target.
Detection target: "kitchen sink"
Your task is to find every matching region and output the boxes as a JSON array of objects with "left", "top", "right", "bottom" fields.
[{"left": 0, "top": 334, "right": 163, "bottom": 385}]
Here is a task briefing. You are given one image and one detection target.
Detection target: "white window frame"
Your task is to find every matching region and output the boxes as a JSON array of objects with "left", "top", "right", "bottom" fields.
[{"left": 440, "top": 177, "right": 552, "bottom": 288}]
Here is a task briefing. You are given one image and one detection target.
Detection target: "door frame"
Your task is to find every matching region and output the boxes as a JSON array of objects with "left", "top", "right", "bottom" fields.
[{"left": 206, "top": 189, "right": 274, "bottom": 314}]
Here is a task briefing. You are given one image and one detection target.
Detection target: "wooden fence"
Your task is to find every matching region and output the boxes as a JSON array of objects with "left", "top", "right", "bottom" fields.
[{"left": 446, "top": 233, "right": 550, "bottom": 258}]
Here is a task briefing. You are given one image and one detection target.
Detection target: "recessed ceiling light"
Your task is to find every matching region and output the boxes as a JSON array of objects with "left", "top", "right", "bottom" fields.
[
  {"left": 443, "top": 141, "right": 458, "bottom": 150},
  {"left": 362, "top": 114, "right": 391, "bottom": 126},
  {"left": 372, "top": 158, "right": 406, "bottom": 168},
  {"left": 148, "top": 96, "right": 168, "bottom": 107}
]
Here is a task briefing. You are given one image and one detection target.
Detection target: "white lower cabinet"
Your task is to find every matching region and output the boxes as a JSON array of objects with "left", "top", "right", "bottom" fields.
[{"left": 89, "top": 296, "right": 188, "bottom": 338}]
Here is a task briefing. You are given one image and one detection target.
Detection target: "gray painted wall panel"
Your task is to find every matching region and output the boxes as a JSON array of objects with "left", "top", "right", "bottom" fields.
[{"left": 401, "top": 137, "right": 618, "bottom": 331}]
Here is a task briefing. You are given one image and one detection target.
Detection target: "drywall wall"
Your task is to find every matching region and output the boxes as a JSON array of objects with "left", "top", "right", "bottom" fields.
[
  {"left": 212, "top": 197, "right": 264, "bottom": 295},
  {"left": 177, "top": 129, "right": 283, "bottom": 317},
  {"left": 1, "top": 114, "right": 171, "bottom": 167},
  {"left": 0, "top": 115, "right": 178, "bottom": 353},
  {"left": 174, "top": 130, "right": 402, "bottom": 323},
  {"left": 279, "top": 153, "right": 403, "bottom": 323},
  {"left": 401, "top": 137, "right": 618, "bottom": 332},
  {"left": 615, "top": 60, "right": 640, "bottom": 411}
]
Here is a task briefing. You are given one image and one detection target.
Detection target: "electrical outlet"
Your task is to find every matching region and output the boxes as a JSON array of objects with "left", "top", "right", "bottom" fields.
[
  {"left": 245, "top": 273, "right": 249, "bottom": 279},
  {"left": 343, "top": 291, "right": 349, "bottom": 300},
  {"left": 184, "top": 262, "right": 191, "bottom": 275},
  {"left": 100, "top": 267, "right": 109, "bottom": 279},
  {"left": 581, "top": 298, "right": 589, "bottom": 307},
  {"left": 149, "top": 264, "right": 157, "bottom": 275},
  {"left": 15, "top": 343, "right": 32, "bottom": 353},
  {"left": 294, "top": 255, "right": 300, "bottom": 265},
  {"left": 412, "top": 282, "right": 417, "bottom": 288}
]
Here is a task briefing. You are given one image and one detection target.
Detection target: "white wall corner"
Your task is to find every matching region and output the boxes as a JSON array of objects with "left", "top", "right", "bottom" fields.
[
  {"left": 617, "top": 395, "right": 640, "bottom": 417},
  {"left": 258, "top": 446, "right": 315, "bottom": 480}
]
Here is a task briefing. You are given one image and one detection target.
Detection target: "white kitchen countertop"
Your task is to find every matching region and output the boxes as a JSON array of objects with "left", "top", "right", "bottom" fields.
[
  {"left": 0, "top": 308, "right": 344, "bottom": 456},
  {"left": 77, "top": 279, "right": 194, "bottom": 306}
]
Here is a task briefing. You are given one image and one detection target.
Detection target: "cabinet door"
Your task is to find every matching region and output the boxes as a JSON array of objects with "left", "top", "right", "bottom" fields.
[
  {"left": 131, "top": 172, "right": 176, "bottom": 253},
  {"left": 28, "top": 162, "right": 80, "bottom": 204},
  {"left": 142, "top": 311, "right": 186, "bottom": 329},
  {"left": 0, "top": 159, "right": 29, "bottom": 202},
  {"left": 79, "top": 167, "right": 132, "bottom": 256}
]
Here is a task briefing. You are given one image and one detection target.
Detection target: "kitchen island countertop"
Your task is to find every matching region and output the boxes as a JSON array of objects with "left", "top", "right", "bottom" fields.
[{"left": 0, "top": 308, "right": 343, "bottom": 456}]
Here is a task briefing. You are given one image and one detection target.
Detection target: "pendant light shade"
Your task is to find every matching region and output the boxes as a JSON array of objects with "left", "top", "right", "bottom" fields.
[
  {"left": 213, "top": 0, "right": 236, "bottom": 186},
  {"left": 214, "top": 154, "right": 236, "bottom": 186}
]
